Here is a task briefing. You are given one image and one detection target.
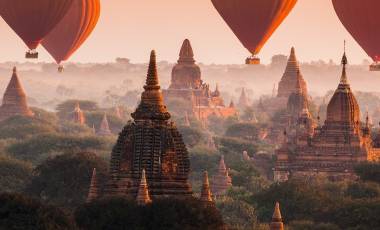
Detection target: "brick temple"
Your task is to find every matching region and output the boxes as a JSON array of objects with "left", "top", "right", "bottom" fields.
[
  {"left": 274, "top": 53, "right": 380, "bottom": 182},
  {"left": 162, "top": 39, "right": 237, "bottom": 119},
  {"left": 104, "top": 50, "right": 192, "bottom": 199},
  {"left": 0, "top": 67, "right": 34, "bottom": 121}
]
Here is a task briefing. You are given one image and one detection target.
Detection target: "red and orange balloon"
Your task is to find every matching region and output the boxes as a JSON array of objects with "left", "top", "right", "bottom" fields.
[
  {"left": 211, "top": 0, "right": 297, "bottom": 60},
  {"left": 42, "top": 0, "right": 101, "bottom": 65}
]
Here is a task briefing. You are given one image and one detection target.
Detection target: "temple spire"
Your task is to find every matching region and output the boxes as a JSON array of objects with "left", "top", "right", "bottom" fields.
[
  {"left": 132, "top": 50, "right": 170, "bottom": 121},
  {"left": 86, "top": 168, "right": 98, "bottom": 203},
  {"left": 136, "top": 169, "right": 152, "bottom": 205},
  {"left": 97, "top": 113, "right": 112, "bottom": 136},
  {"left": 178, "top": 39, "right": 195, "bottom": 64},
  {"left": 200, "top": 171, "right": 213, "bottom": 202},
  {"left": 340, "top": 41, "right": 349, "bottom": 85},
  {"left": 270, "top": 202, "right": 284, "bottom": 230}
]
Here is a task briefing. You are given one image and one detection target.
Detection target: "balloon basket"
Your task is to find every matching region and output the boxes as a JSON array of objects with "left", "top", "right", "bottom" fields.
[
  {"left": 245, "top": 56, "right": 260, "bottom": 65},
  {"left": 25, "top": 51, "right": 38, "bottom": 59},
  {"left": 58, "top": 65, "right": 64, "bottom": 73},
  {"left": 369, "top": 62, "right": 380, "bottom": 71}
]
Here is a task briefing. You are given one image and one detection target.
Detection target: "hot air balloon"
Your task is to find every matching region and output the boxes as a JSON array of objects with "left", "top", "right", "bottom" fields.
[
  {"left": 332, "top": 0, "right": 380, "bottom": 71},
  {"left": 42, "top": 0, "right": 101, "bottom": 72},
  {"left": 211, "top": 0, "right": 297, "bottom": 64},
  {"left": 0, "top": 0, "right": 74, "bottom": 59}
]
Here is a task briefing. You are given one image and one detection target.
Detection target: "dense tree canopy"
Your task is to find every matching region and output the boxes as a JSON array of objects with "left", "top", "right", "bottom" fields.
[
  {"left": 0, "top": 155, "right": 32, "bottom": 193},
  {"left": 56, "top": 100, "right": 99, "bottom": 120},
  {"left": 0, "top": 193, "right": 75, "bottom": 230},
  {"left": 75, "top": 197, "right": 225, "bottom": 230},
  {"left": 25, "top": 152, "right": 108, "bottom": 208},
  {"left": 354, "top": 162, "right": 380, "bottom": 184}
]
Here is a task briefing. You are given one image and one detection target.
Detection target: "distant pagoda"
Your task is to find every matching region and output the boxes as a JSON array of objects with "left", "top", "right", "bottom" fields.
[
  {"left": 277, "top": 47, "right": 308, "bottom": 98},
  {"left": 238, "top": 88, "right": 250, "bottom": 109},
  {"left": 163, "top": 39, "right": 237, "bottom": 119},
  {"left": 270, "top": 202, "right": 284, "bottom": 230},
  {"left": 86, "top": 168, "right": 99, "bottom": 203},
  {"left": 97, "top": 113, "right": 112, "bottom": 136},
  {"left": 211, "top": 155, "right": 232, "bottom": 196},
  {"left": 136, "top": 169, "right": 152, "bottom": 206},
  {"left": 105, "top": 50, "right": 192, "bottom": 199},
  {"left": 0, "top": 67, "right": 34, "bottom": 121},
  {"left": 71, "top": 102, "right": 86, "bottom": 125},
  {"left": 200, "top": 171, "right": 213, "bottom": 203}
]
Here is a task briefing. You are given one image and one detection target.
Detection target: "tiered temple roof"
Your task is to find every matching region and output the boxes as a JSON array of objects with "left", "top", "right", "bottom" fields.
[
  {"left": 211, "top": 155, "right": 232, "bottom": 196},
  {"left": 277, "top": 47, "right": 308, "bottom": 98},
  {"left": 106, "top": 50, "right": 192, "bottom": 199},
  {"left": 200, "top": 171, "right": 213, "bottom": 202},
  {"left": 0, "top": 67, "right": 34, "bottom": 121}
]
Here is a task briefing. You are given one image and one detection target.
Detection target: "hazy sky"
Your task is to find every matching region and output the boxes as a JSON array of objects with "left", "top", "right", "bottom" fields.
[{"left": 0, "top": 0, "right": 370, "bottom": 64}]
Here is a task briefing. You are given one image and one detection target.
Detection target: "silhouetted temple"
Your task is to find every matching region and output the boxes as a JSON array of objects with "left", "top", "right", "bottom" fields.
[
  {"left": 105, "top": 51, "right": 192, "bottom": 199},
  {"left": 0, "top": 67, "right": 34, "bottom": 121},
  {"left": 163, "top": 39, "right": 237, "bottom": 119},
  {"left": 274, "top": 53, "right": 380, "bottom": 182}
]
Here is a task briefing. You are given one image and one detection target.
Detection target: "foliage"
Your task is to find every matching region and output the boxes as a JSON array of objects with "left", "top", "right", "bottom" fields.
[
  {"left": 216, "top": 197, "right": 258, "bottom": 230},
  {"left": 289, "top": 220, "right": 341, "bottom": 230},
  {"left": 7, "top": 133, "right": 114, "bottom": 164},
  {"left": 0, "top": 115, "right": 58, "bottom": 139},
  {"left": 225, "top": 122, "right": 260, "bottom": 141},
  {"left": 344, "top": 182, "right": 380, "bottom": 199},
  {"left": 58, "top": 121, "right": 94, "bottom": 135},
  {"left": 354, "top": 162, "right": 380, "bottom": 184},
  {"left": 25, "top": 152, "right": 108, "bottom": 208},
  {"left": 75, "top": 197, "right": 225, "bottom": 230},
  {"left": 0, "top": 193, "right": 75, "bottom": 230},
  {"left": 0, "top": 155, "right": 32, "bottom": 193},
  {"left": 177, "top": 126, "right": 204, "bottom": 147},
  {"left": 165, "top": 98, "right": 191, "bottom": 117},
  {"left": 217, "top": 136, "right": 257, "bottom": 155}
]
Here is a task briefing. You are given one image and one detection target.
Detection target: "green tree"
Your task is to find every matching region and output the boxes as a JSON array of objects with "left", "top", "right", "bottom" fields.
[
  {"left": 0, "top": 193, "right": 75, "bottom": 230},
  {"left": 177, "top": 126, "right": 204, "bottom": 147},
  {"left": 56, "top": 100, "right": 98, "bottom": 120},
  {"left": 225, "top": 122, "right": 260, "bottom": 141},
  {"left": 0, "top": 155, "right": 32, "bottom": 193},
  {"left": 25, "top": 152, "right": 108, "bottom": 208},
  {"left": 354, "top": 162, "right": 380, "bottom": 183}
]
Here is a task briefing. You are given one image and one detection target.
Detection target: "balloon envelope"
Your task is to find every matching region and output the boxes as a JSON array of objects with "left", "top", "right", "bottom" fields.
[
  {"left": 0, "top": 0, "right": 74, "bottom": 50},
  {"left": 42, "top": 0, "right": 101, "bottom": 64},
  {"left": 332, "top": 0, "right": 380, "bottom": 62},
  {"left": 211, "top": 0, "right": 297, "bottom": 55}
]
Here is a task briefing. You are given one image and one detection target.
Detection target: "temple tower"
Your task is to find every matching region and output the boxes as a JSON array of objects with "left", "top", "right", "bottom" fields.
[
  {"left": 169, "top": 39, "right": 201, "bottom": 89},
  {"left": 211, "top": 155, "right": 232, "bottom": 196},
  {"left": 97, "top": 114, "right": 112, "bottom": 136},
  {"left": 238, "top": 88, "right": 250, "bottom": 109},
  {"left": 0, "top": 67, "right": 34, "bottom": 121},
  {"left": 270, "top": 202, "right": 284, "bottom": 230},
  {"left": 86, "top": 168, "right": 98, "bottom": 203},
  {"left": 71, "top": 103, "right": 85, "bottom": 125},
  {"left": 200, "top": 171, "right": 213, "bottom": 203},
  {"left": 107, "top": 50, "right": 192, "bottom": 199},
  {"left": 277, "top": 47, "right": 307, "bottom": 98},
  {"left": 136, "top": 169, "right": 152, "bottom": 205}
]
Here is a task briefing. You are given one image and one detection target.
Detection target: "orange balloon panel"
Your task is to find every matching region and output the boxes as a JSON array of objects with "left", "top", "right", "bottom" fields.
[
  {"left": 42, "top": 0, "right": 100, "bottom": 64},
  {"left": 211, "top": 0, "right": 297, "bottom": 55},
  {"left": 332, "top": 0, "right": 380, "bottom": 62},
  {"left": 0, "top": 0, "right": 74, "bottom": 50}
]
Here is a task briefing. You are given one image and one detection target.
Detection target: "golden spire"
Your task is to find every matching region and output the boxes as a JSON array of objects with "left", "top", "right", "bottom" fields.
[
  {"left": 146, "top": 50, "right": 159, "bottom": 87},
  {"left": 200, "top": 171, "right": 213, "bottom": 202},
  {"left": 340, "top": 41, "right": 349, "bottom": 85},
  {"left": 270, "top": 202, "right": 284, "bottom": 230},
  {"left": 86, "top": 168, "right": 98, "bottom": 203},
  {"left": 137, "top": 169, "right": 152, "bottom": 206}
]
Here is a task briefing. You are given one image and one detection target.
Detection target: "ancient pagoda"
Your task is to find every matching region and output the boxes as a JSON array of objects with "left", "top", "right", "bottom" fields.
[
  {"left": 270, "top": 202, "right": 284, "bottom": 230},
  {"left": 71, "top": 102, "right": 85, "bottom": 125},
  {"left": 86, "top": 168, "right": 98, "bottom": 203},
  {"left": 97, "top": 114, "right": 112, "bottom": 136},
  {"left": 105, "top": 50, "right": 192, "bottom": 199},
  {"left": 211, "top": 155, "right": 232, "bottom": 196},
  {"left": 163, "top": 39, "right": 237, "bottom": 119},
  {"left": 136, "top": 169, "right": 152, "bottom": 206},
  {"left": 238, "top": 88, "right": 250, "bottom": 109},
  {"left": 274, "top": 52, "right": 380, "bottom": 182},
  {"left": 0, "top": 67, "right": 34, "bottom": 121},
  {"left": 200, "top": 171, "right": 213, "bottom": 203}
]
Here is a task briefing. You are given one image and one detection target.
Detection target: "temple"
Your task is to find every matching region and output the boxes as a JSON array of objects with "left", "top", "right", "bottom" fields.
[
  {"left": 238, "top": 88, "right": 250, "bottom": 109},
  {"left": 211, "top": 155, "right": 232, "bottom": 196},
  {"left": 162, "top": 39, "right": 237, "bottom": 119},
  {"left": 274, "top": 52, "right": 380, "bottom": 182},
  {"left": 86, "top": 168, "right": 98, "bottom": 203},
  {"left": 0, "top": 67, "right": 34, "bottom": 121},
  {"left": 104, "top": 50, "right": 192, "bottom": 199},
  {"left": 200, "top": 171, "right": 213, "bottom": 203},
  {"left": 71, "top": 102, "right": 86, "bottom": 125},
  {"left": 270, "top": 202, "right": 284, "bottom": 230},
  {"left": 97, "top": 114, "right": 112, "bottom": 136},
  {"left": 136, "top": 169, "right": 152, "bottom": 206}
]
